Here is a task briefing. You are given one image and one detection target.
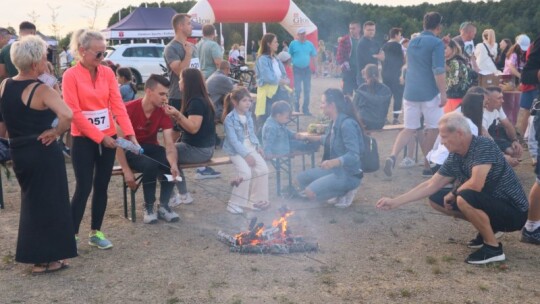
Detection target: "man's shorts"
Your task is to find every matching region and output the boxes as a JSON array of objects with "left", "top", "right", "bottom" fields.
[
  {"left": 430, "top": 189, "right": 527, "bottom": 232},
  {"left": 403, "top": 95, "right": 443, "bottom": 129}
]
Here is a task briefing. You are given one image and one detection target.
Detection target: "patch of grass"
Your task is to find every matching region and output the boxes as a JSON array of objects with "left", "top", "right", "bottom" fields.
[
  {"left": 400, "top": 288, "right": 412, "bottom": 298},
  {"left": 425, "top": 256, "right": 437, "bottom": 265},
  {"left": 329, "top": 218, "right": 337, "bottom": 224},
  {"left": 442, "top": 256, "right": 456, "bottom": 263},
  {"left": 319, "top": 275, "right": 337, "bottom": 287},
  {"left": 250, "top": 267, "right": 258, "bottom": 272},
  {"left": 404, "top": 268, "right": 415, "bottom": 274},
  {"left": 166, "top": 298, "right": 180, "bottom": 304},
  {"left": 210, "top": 281, "right": 228, "bottom": 288},
  {"left": 465, "top": 269, "right": 475, "bottom": 274},
  {"left": 403, "top": 224, "right": 412, "bottom": 230},
  {"left": 304, "top": 266, "right": 315, "bottom": 273},
  {"left": 276, "top": 296, "right": 296, "bottom": 304},
  {"left": 231, "top": 300, "right": 242, "bottom": 304},
  {"left": 432, "top": 267, "right": 442, "bottom": 275},
  {"left": 288, "top": 280, "right": 297, "bottom": 288},
  {"left": 478, "top": 284, "right": 489, "bottom": 292},
  {"left": 2, "top": 252, "right": 14, "bottom": 265},
  {"left": 319, "top": 265, "right": 337, "bottom": 274}
]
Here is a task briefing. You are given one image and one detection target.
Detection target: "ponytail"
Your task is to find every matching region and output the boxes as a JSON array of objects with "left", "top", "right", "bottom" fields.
[
  {"left": 222, "top": 93, "right": 234, "bottom": 123},
  {"left": 221, "top": 87, "right": 251, "bottom": 122}
]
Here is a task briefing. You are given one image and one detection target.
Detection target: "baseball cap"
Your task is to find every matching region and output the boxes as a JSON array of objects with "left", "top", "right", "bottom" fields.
[
  {"left": 277, "top": 51, "right": 291, "bottom": 62},
  {"left": 297, "top": 27, "right": 306, "bottom": 35},
  {"left": 516, "top": 34, "right": 530, "bottom": 51}
]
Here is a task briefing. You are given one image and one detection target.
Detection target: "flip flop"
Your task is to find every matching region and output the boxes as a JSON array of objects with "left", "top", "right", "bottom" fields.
[{"left": 32, "top": 260, "right": 69, "bottom": 275}]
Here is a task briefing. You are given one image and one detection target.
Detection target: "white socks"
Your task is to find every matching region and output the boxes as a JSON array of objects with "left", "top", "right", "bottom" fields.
[{"left": 524, "top": 220, "right": 540, "bottom": 232}]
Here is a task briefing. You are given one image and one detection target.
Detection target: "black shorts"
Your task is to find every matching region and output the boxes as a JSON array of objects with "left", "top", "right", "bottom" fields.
[{"left": 430, "top": 189, "right": 527, "bottom": 232}]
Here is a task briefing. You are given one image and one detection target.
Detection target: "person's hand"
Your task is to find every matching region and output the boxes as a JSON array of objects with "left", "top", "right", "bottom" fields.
[
  {"left": 320, "top": 159, "right": 339, "bottom": 170},
  {"left": 511, "top": 140, "right": 523, "bottom": 158},
  {"left": 123, "top": 169, "right": 137, "bottom": 190},
  {"left": 376, "top": 197, "right": 396, "bottom": 210},
  {"left": 439, "top": 93, "right": 447, "bottom": 108},
  {"left": 184, "top": 42, "right": 193, "bottom": 54},
  {"left": 37, "top": 129, "right": 58, "bottom": 146},
  {"left": 101, "top": 136, "right": 117, "bottom": 149},
  {"left": 399, "top": 76, "right": 405, "bottom": 85},
  {"left": 170, "top": 164, "right": 180, "bottom": 181},
  {"left": 504, "top": 154, "right": 520, "bottom": 167},
  {"left": 245, "top": 154, "right": 256, "bottom": 167},
  {"left": 443, "top": 192, "right": 456, "bottom": 210},
  {"left": 127, "top": 135, "right": 139, "bottom": 147},
  {"left": 163, "top": 105, "right": 180, "bottom": 118}
]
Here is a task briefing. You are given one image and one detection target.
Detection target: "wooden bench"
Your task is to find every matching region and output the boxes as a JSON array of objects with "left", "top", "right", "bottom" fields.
[{"left": 112, "top": 156, "right": 232, "bottom": 222}]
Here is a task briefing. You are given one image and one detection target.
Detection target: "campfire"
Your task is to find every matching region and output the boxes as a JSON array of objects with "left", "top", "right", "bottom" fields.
[{"left": 218, "top": 206, "right": 319, "bottom": 254}]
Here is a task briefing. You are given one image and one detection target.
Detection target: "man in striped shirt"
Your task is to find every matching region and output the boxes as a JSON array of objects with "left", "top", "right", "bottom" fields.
[{"left": 377, "top": 112, "right": 528, "bottom": 265}]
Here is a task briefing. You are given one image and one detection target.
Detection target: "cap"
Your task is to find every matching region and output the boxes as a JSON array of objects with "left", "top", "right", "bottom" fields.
[
  {"left": 277, "top": 51, "right": 291, "bottom": 62},
  {"left": 516, "top": 34, "right": 530, "bottom": 51},
  {"left": 297, "top": 27, "right": 306, "bottom": 35}
]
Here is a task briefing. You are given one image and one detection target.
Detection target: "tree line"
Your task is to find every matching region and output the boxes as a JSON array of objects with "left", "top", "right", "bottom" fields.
[{"left": 105, "top": 0, "right": 539, "bottom": 50}]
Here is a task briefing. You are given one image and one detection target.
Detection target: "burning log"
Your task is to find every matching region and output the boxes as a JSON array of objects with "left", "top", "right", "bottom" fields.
[{"left": 217, "top": 205, "right": 319, "bottom": 254}]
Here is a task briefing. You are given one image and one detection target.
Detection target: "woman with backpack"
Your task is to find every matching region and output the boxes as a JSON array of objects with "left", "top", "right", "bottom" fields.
[{"left": 296, "top": 88, "right": 364, "bottom": 208}]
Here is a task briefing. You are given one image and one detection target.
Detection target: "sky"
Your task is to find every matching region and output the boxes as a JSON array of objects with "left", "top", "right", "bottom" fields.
[{"left": 2, "top": 0, "right": 487, "bottom": 37}]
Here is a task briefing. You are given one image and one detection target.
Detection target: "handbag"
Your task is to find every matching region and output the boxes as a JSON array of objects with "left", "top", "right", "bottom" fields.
[{"left": 361, "top": 134, "right": 379, "bottom": 173}]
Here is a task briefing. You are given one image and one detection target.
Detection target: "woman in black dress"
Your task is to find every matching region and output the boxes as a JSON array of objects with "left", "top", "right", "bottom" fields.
[{"left": 0, "top": 35, "right": 76, "bottom": 274}]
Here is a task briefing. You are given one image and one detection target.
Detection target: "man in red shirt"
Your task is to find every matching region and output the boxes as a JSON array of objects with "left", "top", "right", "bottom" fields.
[{"left": 116, "top": 75, "right": 180, "bottom": 224}]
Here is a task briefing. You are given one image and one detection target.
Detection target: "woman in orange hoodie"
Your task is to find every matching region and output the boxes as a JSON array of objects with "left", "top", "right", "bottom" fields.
[{"left": 63, "top": 29, "right": 137, "bottom": 250}]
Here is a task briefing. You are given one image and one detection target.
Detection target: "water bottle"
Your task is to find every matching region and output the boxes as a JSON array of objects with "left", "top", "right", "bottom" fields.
[
  {"left": 116, "top": 138, "right": 144, "bottom": 155},
  {"left": 51, "top": 118, "right": 59, "bottom": 128}
]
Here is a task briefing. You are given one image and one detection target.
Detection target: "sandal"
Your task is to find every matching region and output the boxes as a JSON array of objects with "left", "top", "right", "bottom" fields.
[
  {"left": 252, "top": 201, "right": 270, "bottom": 210},
  {"left": 32, "top": 260, "right": 69, "bottom": 275}
]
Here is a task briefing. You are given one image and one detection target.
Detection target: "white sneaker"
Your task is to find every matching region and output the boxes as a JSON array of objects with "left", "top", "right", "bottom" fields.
[
  {"left": 226, "top": 203, "right": 244, "bottom": 214},
  {"left": 179, "top": 193, "right": 194, "bottom": 204},
  {"left": 157, "top": 206, "right": 180, "bottom": 222},
  {"left": 326, "top": 197, "right": 338, "bottom": 205},
  {"left": 335, "top": 189, "right": 358, "bottom": 208},
  {"left": 399, "top": 157, "right": 416, "bottom": 168},
  {"left": 169, "top": 193, "right": 181, "bottom": 208},
  {"left": 143, "top": 206, "right": 158, "bottom": 224}
]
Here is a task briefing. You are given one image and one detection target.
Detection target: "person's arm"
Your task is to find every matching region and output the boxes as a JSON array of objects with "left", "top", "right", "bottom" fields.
[
  {"left": 376, "top": 173, "right": 455, "bottom": 210},
  {"left": 321, "top": 119, "right": 361, "bottom": 170},
  {"left": 255, "top": 56, "right": 279, "bottom": 85},
  {"left": 107, "top": 69, "right": 136, "bottom": 144},
  {"left": 163, "top": 104, "right": 203, "bottom": 134},
  {"left": 508, "top": 54, "right": 522, "bottom": 78},
  {"left": 37, "top": 85, "right": 72, "bottom": 146},
  {"left": 500, "top": 118, "right": 523, "bottom": 156},
  {"left": 433, "top": 41, "right": 447, "bottom": 107},
  {"left": 0, "top": 64, "right": 6, "bottom": 79},
  {"left": 162, "top": 128, "right": 179, "bottom": 179},
  {"left": 223, "top": 114, "right": 250, "bottom": 157},
  {"left": 167, "top": 42, "right": 193, "bottom": 77},
  {"left": 457, "top": 164, "right": 491, "bottom": 193},
  {"left": 212, "top": 44, "right": 223, "bottom": 68},
  {"left": 114, "top": 125, "right": 137, "bottom": 190}
]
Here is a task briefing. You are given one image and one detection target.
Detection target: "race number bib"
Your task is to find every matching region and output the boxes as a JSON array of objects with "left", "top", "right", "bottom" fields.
[
  {"left": 82, "top": 108, "right": 110, "bottom": 131},
  {"left": 190, "top": 58, "right": 201, "bottom": 69}
]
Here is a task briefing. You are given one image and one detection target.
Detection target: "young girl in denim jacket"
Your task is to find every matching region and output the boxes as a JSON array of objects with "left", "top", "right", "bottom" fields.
[{"left": 222, "top": 87, "right": 270, "bottom": 214}]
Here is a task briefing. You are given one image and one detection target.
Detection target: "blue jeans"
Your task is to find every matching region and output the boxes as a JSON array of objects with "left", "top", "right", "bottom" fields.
[
  {"left": 297, "top": 168, "right": 361, "bottom": 201},
  {"left": 293, "top": 66, "right": 312, "bottom": 113}
]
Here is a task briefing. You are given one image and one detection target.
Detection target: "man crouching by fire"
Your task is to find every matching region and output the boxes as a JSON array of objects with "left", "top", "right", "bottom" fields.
[{"left": 376, "top": 112, "right": 528, "bottom": 265}]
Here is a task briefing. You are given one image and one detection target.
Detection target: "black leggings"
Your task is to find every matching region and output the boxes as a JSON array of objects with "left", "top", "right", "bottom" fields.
[
  {"left": 71, "top": 136, "right": 116, "bottom": 234},
  {"left": 383, "top": 75, "right": 404, "bottom": 118}
]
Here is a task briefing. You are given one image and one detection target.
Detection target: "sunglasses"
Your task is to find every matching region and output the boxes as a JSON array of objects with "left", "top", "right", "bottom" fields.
[{"left": 87, "top": 49, "right": 105, "bottom": 59}]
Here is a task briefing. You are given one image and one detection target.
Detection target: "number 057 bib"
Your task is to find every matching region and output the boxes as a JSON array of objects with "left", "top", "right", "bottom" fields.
[{"left": 82, "top": 108, "right": 110, "bottom": 131}]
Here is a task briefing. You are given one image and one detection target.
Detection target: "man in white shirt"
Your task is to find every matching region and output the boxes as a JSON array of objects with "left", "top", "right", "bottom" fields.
[{"left": 482, "top": 86, "right": 523, "bottom": 166}]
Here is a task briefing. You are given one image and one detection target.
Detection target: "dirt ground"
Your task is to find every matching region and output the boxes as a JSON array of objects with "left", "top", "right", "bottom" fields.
[{"left": 1, "top": 77, "right": 539, "bottom": 304}]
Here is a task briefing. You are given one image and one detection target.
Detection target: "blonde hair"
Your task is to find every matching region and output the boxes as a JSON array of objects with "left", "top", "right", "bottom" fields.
[
  {"left": 482, "top": 29, "right": 496, "bottom": 46},
  {"left": 10, "top": 35, "right": 47, "bottom": 73},
  {"left": 70, "top": 29, "right": 105, "bottom": 59}
]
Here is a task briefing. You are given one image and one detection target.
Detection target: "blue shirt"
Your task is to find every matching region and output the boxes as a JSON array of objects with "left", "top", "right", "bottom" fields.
[
  {"left": 288, "top": 40, "right": 317, "bottom": 68},
  {"left": 403, "top": 31, "right": 445, "bottom": 102}
]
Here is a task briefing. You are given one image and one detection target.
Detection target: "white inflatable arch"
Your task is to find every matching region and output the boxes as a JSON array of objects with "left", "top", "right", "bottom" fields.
[{"left": 188, "top": 0, "right": 318, "bottom": 47}]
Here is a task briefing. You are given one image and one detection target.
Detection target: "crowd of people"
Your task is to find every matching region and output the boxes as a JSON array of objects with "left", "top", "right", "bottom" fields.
[{"left": 1, "top": 9, "right": 540, "bottom": 274}]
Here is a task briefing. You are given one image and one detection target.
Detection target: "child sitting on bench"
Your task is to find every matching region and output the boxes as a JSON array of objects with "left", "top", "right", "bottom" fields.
[{"left": 262, "top": 101, "right": 319, "bottom": 157}]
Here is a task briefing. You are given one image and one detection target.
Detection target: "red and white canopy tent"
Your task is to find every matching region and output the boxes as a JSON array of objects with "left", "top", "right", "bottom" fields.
[{"left": 188, "top": 0, "right": 318, "bottom": 49}]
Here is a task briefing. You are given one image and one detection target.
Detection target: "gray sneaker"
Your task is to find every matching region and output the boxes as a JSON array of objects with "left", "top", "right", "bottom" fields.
[
  {"left": 143, "top": 205, "right": 158, "bottom": 224},
  {"left": 88, "top": 231, "right": 113, "bottom": 250},
  {"left": 158, "top": 206, "right": 180, "bottom": 222}
]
